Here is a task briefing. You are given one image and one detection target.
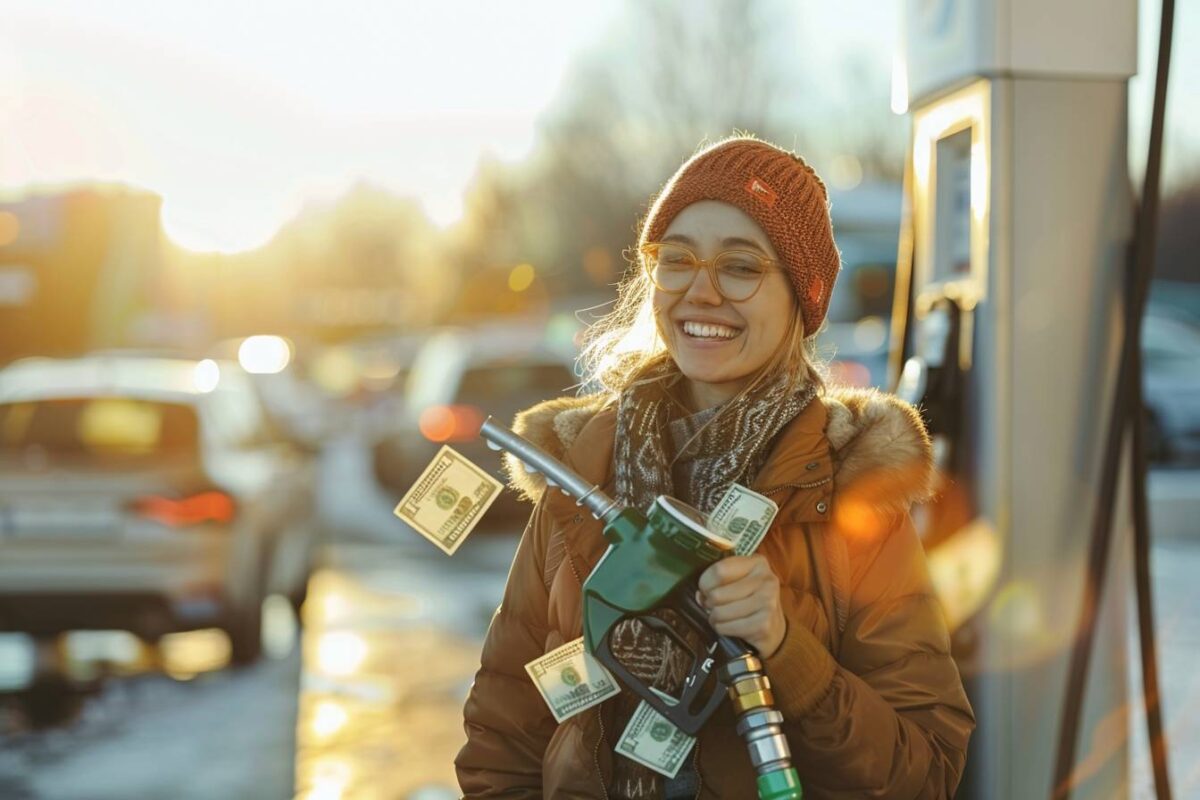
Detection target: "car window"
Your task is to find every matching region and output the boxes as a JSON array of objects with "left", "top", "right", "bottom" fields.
[
  {"left": 1143, "top": 315, "right": 1200, "bottom": 361},
  {"left": 0, "top": 397, "right": 199, "bottom": 463},
  {"left": 405, "top": 333, "right": 463, "bottom": 411},
  {"left": 453, "top": 362, "right": 576, "bottom": 420},
  {"left": 200, "top": 371, "right": 272, "bottom": 448},
  {"left": 456, "top": 362, "right": 576, "bottom": 401}
]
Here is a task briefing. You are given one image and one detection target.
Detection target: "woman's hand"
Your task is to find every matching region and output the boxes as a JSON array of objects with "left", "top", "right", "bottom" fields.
[{"left": 696, "top": 554, "right": 786, "bottom": 658}]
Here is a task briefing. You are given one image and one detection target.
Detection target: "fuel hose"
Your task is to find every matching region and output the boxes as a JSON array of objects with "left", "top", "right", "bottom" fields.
[{"left": 1051, "top": 1, "right": 1175, "bottom": 797}]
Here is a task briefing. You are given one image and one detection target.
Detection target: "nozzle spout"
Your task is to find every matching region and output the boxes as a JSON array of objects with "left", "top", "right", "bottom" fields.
[{"left": 479, "top": 416, "right": 621, "bottom": 522}]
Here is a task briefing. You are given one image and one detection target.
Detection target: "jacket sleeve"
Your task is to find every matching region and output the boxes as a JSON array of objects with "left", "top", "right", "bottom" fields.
[
  {"left": 455, "top": 495, "right": 557, "bottom": 797},
  {"left": 764, "top": 512, "right": 976, "bottom": 799}
]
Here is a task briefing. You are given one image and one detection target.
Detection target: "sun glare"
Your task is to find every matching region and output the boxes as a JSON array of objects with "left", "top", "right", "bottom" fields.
[
  {"left": 161, "top": 197, "right": 282, "bottom": 254},
  {"left": 420, "top": 191, "right": 466, "bottom": 229}
]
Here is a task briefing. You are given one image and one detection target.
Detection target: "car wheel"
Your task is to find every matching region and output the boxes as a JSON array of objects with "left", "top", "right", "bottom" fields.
[
  {"left": 227, "top": 597, "right": 263, "bottom": 666},
  {"left": 372, "top": 436, "right": 408, "bottom": 495},
  {"left": 18, "top": 675, "right": 87, "bottom": 728}
]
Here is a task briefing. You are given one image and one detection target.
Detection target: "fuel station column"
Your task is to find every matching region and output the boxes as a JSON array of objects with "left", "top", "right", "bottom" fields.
[{"left": 894, "top": 2, "right": 1139, "bottom": 797}]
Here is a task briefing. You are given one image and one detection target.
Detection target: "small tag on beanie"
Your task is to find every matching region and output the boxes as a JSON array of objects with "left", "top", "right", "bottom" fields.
[
  {"left": 744, "top": 176, "right": 778, "bottom": 208},
  {"left": 807, "top": 277, "right": 825, "bottom": 305}
]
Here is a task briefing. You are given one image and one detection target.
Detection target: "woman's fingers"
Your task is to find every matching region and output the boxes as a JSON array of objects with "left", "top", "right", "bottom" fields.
[
  {"left": 696, "top": 554, "right": 786, "bottom": 655},
  {"left": 697, "top": 555, "right": 759, "bottom": 593},
  {"left": 698, "top": 555, "right": 770, "bottom": 602},
  {"left": 709, "top": 608, "right": 774, "bottom": 642},
  {"left": 705, "top": 586, "right": 777, "bottom": 624},
  {"left": 702, "top": 576, "right": 760, "bottom": 607}
]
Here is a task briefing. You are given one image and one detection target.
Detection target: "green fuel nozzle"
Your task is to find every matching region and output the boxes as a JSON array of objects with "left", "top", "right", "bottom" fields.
[{"left": 480, "top": 416, "right": 802, "bottom": 799}]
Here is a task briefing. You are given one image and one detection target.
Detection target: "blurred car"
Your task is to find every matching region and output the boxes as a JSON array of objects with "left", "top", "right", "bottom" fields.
[
  {"left": 817, "top": 316, "right": 891, "bottom": 389},
  {"left": 372, "top": 325, "right": 579, "bottom": 527},
  {"left": 0, "top": 355, "right": 319, "bottom": 665},
  {"left": 1142, "top": 308, "right": 1200, "bottom": 463}
]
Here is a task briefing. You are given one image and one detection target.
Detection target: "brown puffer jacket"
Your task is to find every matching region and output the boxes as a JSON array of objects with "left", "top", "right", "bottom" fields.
[{"left": 456, "top": 387, "right": 975, "bottom": 798}]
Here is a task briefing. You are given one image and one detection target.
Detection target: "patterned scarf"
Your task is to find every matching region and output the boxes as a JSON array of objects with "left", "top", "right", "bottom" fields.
[{"left": 607, "top": 366, "right": 816, "bottom": 798}]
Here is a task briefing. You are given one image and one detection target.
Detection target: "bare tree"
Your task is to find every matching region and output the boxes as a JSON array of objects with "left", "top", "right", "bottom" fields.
[{"left": 450, "top": 0, "right": 905, "bottom": 306}]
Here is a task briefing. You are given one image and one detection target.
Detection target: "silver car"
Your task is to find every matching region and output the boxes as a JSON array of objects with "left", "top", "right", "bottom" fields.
[{"left": 0, "top": 356, "right": 318, "bottom": 665}]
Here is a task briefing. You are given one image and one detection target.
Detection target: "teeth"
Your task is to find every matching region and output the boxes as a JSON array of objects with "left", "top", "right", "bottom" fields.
[{"left": 682, "top": 321, "right": 740, "bottom": 339}]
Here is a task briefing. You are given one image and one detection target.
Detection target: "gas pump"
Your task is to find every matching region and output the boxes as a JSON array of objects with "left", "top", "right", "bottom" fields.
[
  {"left": 889, "top": 1, "right": 1169, "bottom": 797},
  {"left": 892, "top": 81, "right": 991, "bottom": 553}
]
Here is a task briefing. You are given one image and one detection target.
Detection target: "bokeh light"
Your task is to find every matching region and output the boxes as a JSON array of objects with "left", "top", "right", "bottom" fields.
[
  {"left": 925, "top": 516, "right": 1003, "bottom": 632},
  {"left": 507, "top": 263, "right": 536, "bottom": 293},
  {"left": 316, "top": 632, "right": 368, "bottom": 677},
  {"left": 853, "top": 315, "right": 888, "bottom": 351},
  {"left": 311, "top": 700, "right": 349, "bottom": 739},
  {"left": 298, "top": 755, "right": 354, "bottom": 800},
  {"left": 192, "top": 358, "right": 221, "bottom": 393},
  {"left": 418, "top": 406, "right": 456, "bottom": 443},
  {"left": 238, "top": 335, "right": 292, "bottom": 374},
  {"left": 829, "top": 154, "right": 864, "bottom": 190},
  {"left": 159, "top": 628, "right": 232, "bottom": 680},
  {"left": 310, "top": 347, "right": 361, "bottom": 398}
]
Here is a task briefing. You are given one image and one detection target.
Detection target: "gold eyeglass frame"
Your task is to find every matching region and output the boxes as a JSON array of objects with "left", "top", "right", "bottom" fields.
[{"left": 639, "top": 241, "right": 783, "bottom": 302}]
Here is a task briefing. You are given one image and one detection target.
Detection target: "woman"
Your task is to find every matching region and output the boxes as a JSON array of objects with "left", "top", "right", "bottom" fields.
[{"left": 456, "top": 136, "right": 974, "bottom": 798}]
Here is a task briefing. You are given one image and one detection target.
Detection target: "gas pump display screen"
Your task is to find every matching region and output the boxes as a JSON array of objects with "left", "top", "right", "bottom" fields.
[{"left": 934, "top": 128, "right": 973, "bottom": 281}]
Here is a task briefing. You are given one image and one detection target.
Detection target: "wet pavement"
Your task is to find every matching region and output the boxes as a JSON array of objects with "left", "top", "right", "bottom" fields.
[
  {"left": 1128, "top": 535, "right": 1200, "bottom": 798},
  {"left": 293, "top": 537, "right": 518, "bottom": 800},
  {"left": 0, "top": 532, "right": 520, "bottom": 800},
  {"left": 0, "top": 624, "right": 300, "bottom": 799}
]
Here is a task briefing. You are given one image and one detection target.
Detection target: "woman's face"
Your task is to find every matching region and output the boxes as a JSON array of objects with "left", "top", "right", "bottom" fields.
[{"left": 652, "top": 200, "right": 798, "bottom": 409}]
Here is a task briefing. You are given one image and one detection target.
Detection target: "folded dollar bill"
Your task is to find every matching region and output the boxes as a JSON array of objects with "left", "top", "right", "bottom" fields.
[
  {"left": 525, "top": 637, "right": 620, "bottom": 723},
  {"left": 393, "top": 445, "right": 503, "bottom": 555},
  {"left": 707, "top": 483, "right": 780, "bottom": 556},
  {"left": 615, "top": 700, "right": 697, "bottom": 778}
]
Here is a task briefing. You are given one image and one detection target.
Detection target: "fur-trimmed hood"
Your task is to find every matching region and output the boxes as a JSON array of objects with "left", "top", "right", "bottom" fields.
[{"left": 502, "top": 386, "right": 936, "bottom": 516}]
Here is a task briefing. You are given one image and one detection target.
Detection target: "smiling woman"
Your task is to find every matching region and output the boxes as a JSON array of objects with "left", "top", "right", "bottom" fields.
[
  {"left": 647, "top": 201, "right": 797, "bottom": 410},
  {"left": 456, "top": 135, "right": 975, "bottom": 799}
]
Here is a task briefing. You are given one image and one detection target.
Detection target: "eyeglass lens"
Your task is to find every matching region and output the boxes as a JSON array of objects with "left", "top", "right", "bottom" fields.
[{"left": 649, "top": 243, "right": 769, "bottom": 301}]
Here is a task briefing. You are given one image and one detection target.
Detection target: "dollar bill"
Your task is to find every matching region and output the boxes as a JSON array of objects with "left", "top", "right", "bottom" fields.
[
  {"left": 707, "top": 483, "right": 780, "bottom": 555},
  {"left": 525, "top": 637, "right": 620, "bottom": 723},
  {"left": 393, "top": 446, "right": 503, "bottom": 556},
  {"left": 615, "top": 700, "right": 697, "bottom": 778}
]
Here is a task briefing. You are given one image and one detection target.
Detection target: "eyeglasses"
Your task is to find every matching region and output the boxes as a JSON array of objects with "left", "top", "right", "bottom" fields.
[{"left": 639, "top": 241, "right": 781, "bottom": 302}]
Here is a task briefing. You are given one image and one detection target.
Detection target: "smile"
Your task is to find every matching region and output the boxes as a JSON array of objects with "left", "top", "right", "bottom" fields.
[{"left": 680, "top": 320, "right": 743, "bottom": 340}]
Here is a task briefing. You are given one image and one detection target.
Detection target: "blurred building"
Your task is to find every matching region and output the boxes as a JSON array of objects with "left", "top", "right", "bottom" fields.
[{"left": 0, "top": 187, "right": 166, "bottom": 365}]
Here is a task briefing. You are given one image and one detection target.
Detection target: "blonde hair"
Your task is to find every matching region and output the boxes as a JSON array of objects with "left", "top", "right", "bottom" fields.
[{"left": 577, "top": 250, "right": 827, "bottom": 405}]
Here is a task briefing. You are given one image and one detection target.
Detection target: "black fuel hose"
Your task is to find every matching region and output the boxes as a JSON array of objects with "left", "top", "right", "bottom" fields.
[{"left": 1051, "top": 1, "right": 1175, "bottom": 797}]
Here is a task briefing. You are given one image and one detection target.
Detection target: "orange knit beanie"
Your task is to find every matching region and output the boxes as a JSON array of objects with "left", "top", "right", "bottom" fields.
[{"left": 639, "top": 135, "right": 841, "bottom": 336}]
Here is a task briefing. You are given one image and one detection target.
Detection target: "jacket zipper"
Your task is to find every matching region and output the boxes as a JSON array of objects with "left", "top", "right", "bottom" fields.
[
  {"left": 593, "top": 706, "right": 611, "bottom": 799},
  {"left": 566, "top": 546, "right": 611, "bottom": 799},
  {"left": 566, "top": 543, "right": 584, "bottom": 586},
  {"left": 763, "top": 476, "right": 831, "bottom": 495},
  {"left": 692, "top": 739, "right": 703, "bottom": 799}
]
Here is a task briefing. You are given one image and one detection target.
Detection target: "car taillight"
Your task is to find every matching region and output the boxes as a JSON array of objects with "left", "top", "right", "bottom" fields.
[
  {"left": 419, "top": 404, "right": 486, "bottom": 443},
  {"left": 130, "top": 491, "right": 236, "bottom": 528}
]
